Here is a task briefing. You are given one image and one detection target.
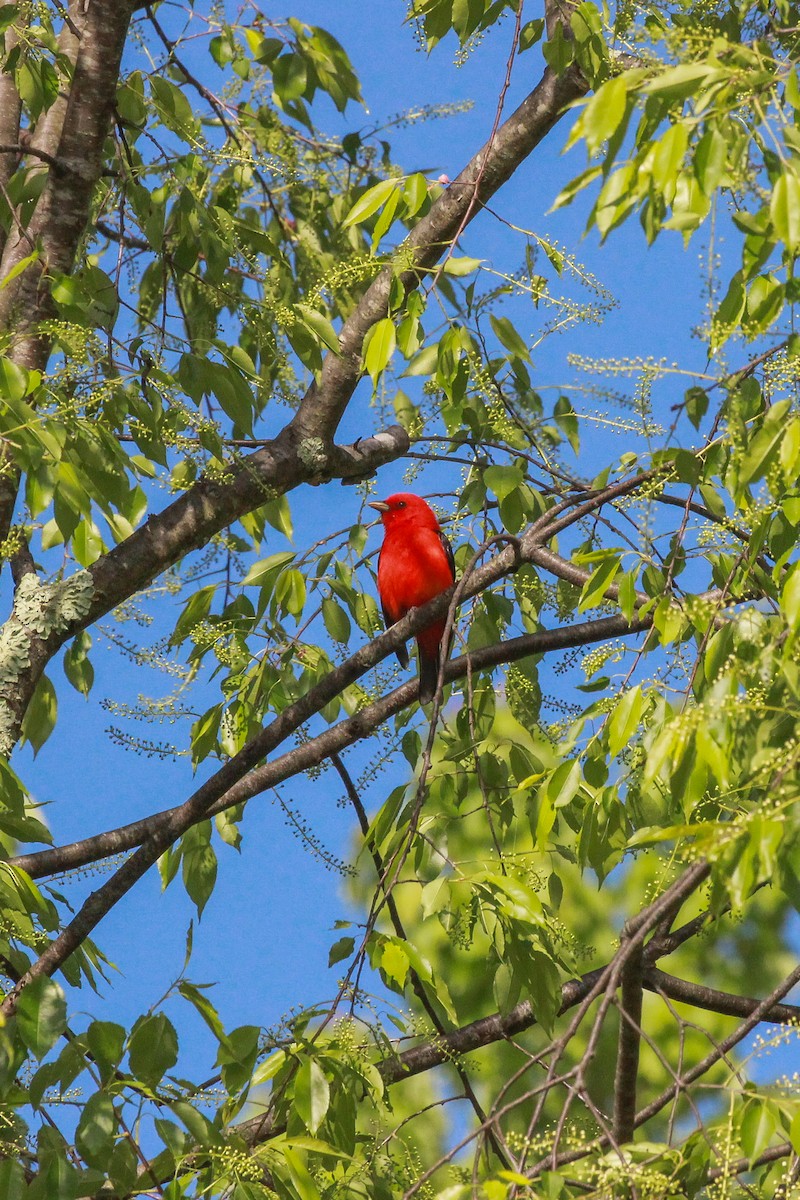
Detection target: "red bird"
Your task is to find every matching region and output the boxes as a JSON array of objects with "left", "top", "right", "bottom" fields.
[{"left": 368, "top": 493, "right": 456, "bottom": 705}]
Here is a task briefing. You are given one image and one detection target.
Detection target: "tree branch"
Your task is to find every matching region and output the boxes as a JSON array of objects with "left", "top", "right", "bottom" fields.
[
  {"left": 644, "top": 966, "right": 800, "bottom": 1024},
  {"left": 332, "top": 752, "right": 515, "bottom": 1169},
  {"left": 10, "top": 611, "right": 654, "bottom": 882},
  {"left": 612, "top": 937, "right": 643, "bottom": 1144},
  {"left": 234, "top": 866, "right": 710, "bottom": 1155},
  {"left": 2, "top": 467, "right": 736, "bottom": 1009},
  {"left": 531, "top": 962, "right": 800, "bottom": 1181}
]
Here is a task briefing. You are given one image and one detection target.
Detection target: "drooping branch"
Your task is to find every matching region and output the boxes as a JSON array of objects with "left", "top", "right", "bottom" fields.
[{"left": 332, "top": 752, "right": 515, "bottom": 1169}]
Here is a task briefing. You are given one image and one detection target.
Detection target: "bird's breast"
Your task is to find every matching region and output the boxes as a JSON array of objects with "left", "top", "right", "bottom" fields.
[{"left": 378, "top": 528, "right": 454, "bottom": 622}]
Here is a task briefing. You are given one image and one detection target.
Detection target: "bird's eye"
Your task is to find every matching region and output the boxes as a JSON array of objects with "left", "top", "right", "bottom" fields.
[{"left": 397, "top": 501, "right": 406, "bottom": 509}]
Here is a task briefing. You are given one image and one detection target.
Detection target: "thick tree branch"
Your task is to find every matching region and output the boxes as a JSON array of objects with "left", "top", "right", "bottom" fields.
[
  {"left": 287, "top": 62, "right": 588, "bottom": 443},
  {"left": 0, "top": 24, "right": 22, "bottom": 253},
  {"left": 0, "top": 1, "right": 137, "bottom": 547},
  {"left": 0, "top": 425, "right": 410, "bottom": 754},
  {"left": 0, "top": 0, "right": 137, "bottom": 364}
]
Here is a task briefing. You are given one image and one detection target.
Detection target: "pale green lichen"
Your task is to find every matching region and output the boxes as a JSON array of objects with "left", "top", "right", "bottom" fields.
[
  {"left": 297, "top": 437, "right": 327, "bottom": 472},
  {"left": 14, "top": 571, "right": 94, "bottom": 635},
  {"left": 0, "top": 707, "right": 17, "bottom": 758},
  {"left": 0, "top": 571, "right": 94, "bottom": 756}
]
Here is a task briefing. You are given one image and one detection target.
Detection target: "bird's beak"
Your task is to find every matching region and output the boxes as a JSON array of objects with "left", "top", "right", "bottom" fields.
[{"left": 368, "top": 501, "right": 390, "bottom": 513}]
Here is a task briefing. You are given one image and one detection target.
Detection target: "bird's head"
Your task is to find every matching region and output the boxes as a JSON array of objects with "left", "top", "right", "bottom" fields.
[{"left": 368, "top": 492, "right": 440, "bottom": 530}]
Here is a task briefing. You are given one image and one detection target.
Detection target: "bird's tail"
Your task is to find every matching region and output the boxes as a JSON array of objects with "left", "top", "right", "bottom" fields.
[{"left": 418, "top": 651, "right": 439, "bottom": 706}]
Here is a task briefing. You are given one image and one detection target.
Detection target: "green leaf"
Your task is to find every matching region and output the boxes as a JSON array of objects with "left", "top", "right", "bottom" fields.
[
  {"left": 518, "top": 18, "right": 545, "bottom": 51},
  {"left": 216, "top": 1023, "right": 260, "bottom": 1094},
  {"left": 526, "top": 950, "right": 561, "bottom": 1036},
  {"left": 342, "top": 179, "right": 400, "bottom": 229},
  {"left": 128, "top": 1013, "right": 179, "bottom": 1087},
  {"left": 20, "top": 674, "right": 57, "bottom": 756},
  {"left": 580, "top": 75, "right": 627, "bottom": 154},
  {"left": 770, "top": 171, "right": 800, "bottom": 253},
  {"left": 0, "top": 250, "right": 39, "bottom": 293},
  {"left": 642, "top": 62, "right": 726, "bottom": 99},
  {"left": 275, "top": 567, "right": 306, "bottom": 617},
  {"left": 617, "top": 570, "right": 637, "bottom": 623},
  {"left": 483, "top": 463, "right": 524, "bottom": 502},
  {"left": 182, "top": 840, "right": 218, "bottom": 917},
  {"left": 608, "top": 685, "right": 643, "bottom": 757},
  {"left": 253, "top": 1048, "right": 287, "bottom": 1086},
  {"left": 741, "top": 1098, "right": 778, "bottom": 1168},
  {"left": 578, "top": 555, "right": 621, "bottom": 611},
  {"left": 380, "top": 940, "right": 409, "bottom": 988},
  {"left": 108, "top": 1138, "right": 138, "bottom": 1193},
  {"left": 63, "top": 631, "right": 94, "bottom": 697},
  {"left": 553, "top": 395, "right": 579, "bottom": 453},
  {"left": 685, "top": 386, "right": 709, "bottom": 429},
  {"left": 294, "top": 1058, "right": 330, "bottom": 1135},
  {"left": 442, "top": 255, "right": 482, "bottom": 276},
  {"left": 322, "top": 597, "right": 351, "bottom": 643},
  {"left": 191, "top": 704, "right": 223, "bottom": 767},
  {"left": 404, "top": 172, "right": 428, "bottom": 216},
  {"left": 16, "top": 976, "right": 67, "bottom": 1059},
  {"left": 489, "top": 314, "right": 531, "bottom": 362},
  {"left": 150, "top": 76, "right": 200, "bottom": 140},
  {"left": 694, "top": 127, "right": 728, "bottom": 197},
  {"left": 296, "top": 304, "right": 341, "bottom": 355},
  {"left": 328, "top": 935, "right": 355, "bottom": 967},
  {"left": 783, "top": 564, "right": 800, "bottom": 629},
  {"left": 272, "top": 53, "right": 308, "bottom": 104},
  {"left": 0, "top": 358, "right": 30, "bottom": 403},
  {"left": 263, "top": 495, "right": 293, "bottom": 540},
  {"left": 542, "top": 21, "right": 574, "bottom": 73},
  {"left": 363, "top": 318, "right": 396, "bottom": 383},
  {"left": 283, "top": 1146, "right": 322, "bottom": 1200},
  {"left": 75, "top": 1092, "right": 116, "bottom": 1169},
  {"left": 242, "top": 551, "right": 296, "bottom": 588},
  {"left": 85, "top": 1021, "right": 126, "bottom": 1081}
]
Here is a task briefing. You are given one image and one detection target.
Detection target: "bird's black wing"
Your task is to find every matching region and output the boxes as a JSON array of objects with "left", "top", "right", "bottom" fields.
[{"left": 438, "top": 528, "right": 456, "bottom": 583}]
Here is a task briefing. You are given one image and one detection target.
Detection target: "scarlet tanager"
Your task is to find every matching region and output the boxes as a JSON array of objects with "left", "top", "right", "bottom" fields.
[{"left": 368, "top": 492, "right": 456, "bottom": 705}]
